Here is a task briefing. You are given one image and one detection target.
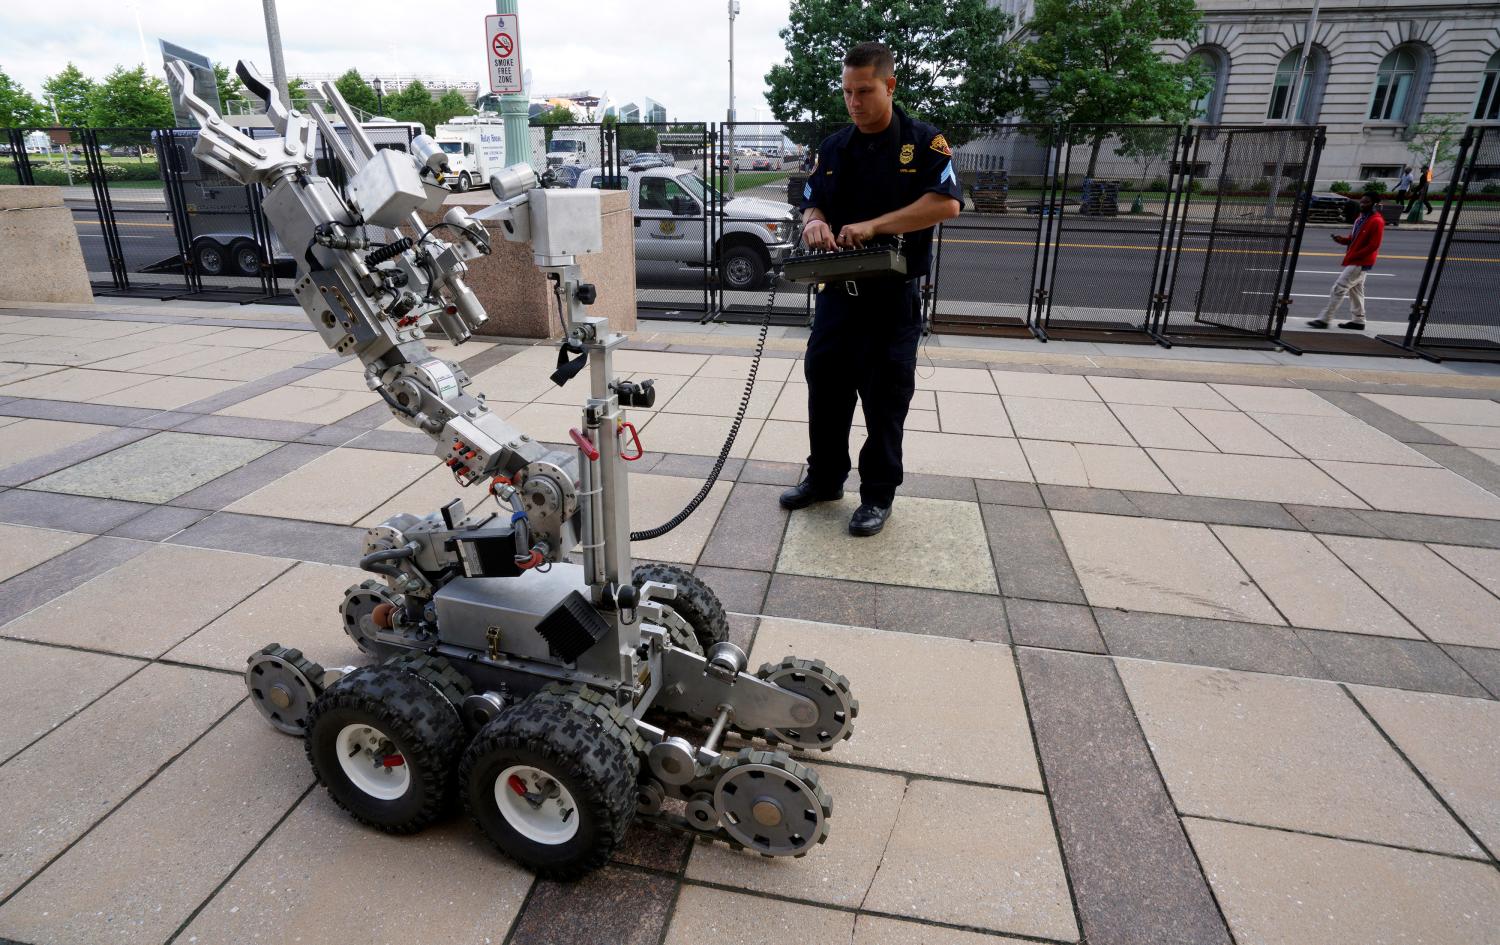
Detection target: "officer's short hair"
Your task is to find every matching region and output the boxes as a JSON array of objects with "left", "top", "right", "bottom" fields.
[{"left": 844, "top": 42, "right": 895, "bottom": 77}]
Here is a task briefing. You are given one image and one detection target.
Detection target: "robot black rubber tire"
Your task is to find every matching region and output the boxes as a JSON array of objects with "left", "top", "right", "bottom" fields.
[
  {"left": 459, "top": 689, "right": 639, "bottom": 880},
  {"left": 632, "top": 562, "right": 729, "bottom": 653},
  {"left": 305, "top": 665, "right": 467, "bottom": 834}
]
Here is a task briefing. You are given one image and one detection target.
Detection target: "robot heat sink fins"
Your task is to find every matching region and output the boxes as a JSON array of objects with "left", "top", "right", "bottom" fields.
[{"left": 536, "top": 591, "right": 611, "bottom": 663}]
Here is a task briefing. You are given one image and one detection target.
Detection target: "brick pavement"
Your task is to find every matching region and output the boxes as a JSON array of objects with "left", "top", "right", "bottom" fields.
[{"left": 2, "top": 299, "right": 1500, "bottom": 944}]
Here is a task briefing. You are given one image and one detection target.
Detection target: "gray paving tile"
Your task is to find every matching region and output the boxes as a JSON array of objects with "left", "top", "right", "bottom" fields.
[
  {"left": 342, "top": 428, "right": 434, "bottom": 455},
  {"left": 1039, "top": 484, "right": 1137, "bottom": 515},
  {"left": 168, "top": 511, "right": 366, "bottom": 566},
  {"left": 1410, "top": 442, "right": 1500, "bottom": 497},
  {"left": 169, "top": 443, "right": 330, "bottom": 511},
  {"left": 1096, "top": 609, "right": 1323, "bottom": 677},
  {"left": 975, "top": 477, "right": 1044, "bottom": 507},
  {"left": 1296, "top": 628, "right": 1489, "bottom": 698},
  {"left": 0, "top": 638, "right": 141, "bottom": 762},
  {"left": 0, "top": 397, "right": 161, "bottom": 427},
  {"left": 737, "top": 459, "right": 802, "bottom": 485},
  {"left": 29, "top": 432, "right": 279, "bottom": 504},
  {"left": 0, "top": 426, "right": 156, "bottom": 487},
  {"left": 1313, "top": 389, "right": 1452, "bottom": 444},
  {"left": 611, "top": 820, "right": 691, "bottom": 872},
  {"left": 1017, "top": 648, "right": 1231, "bottom": 945},
  {"left": 980, "top": 503, "right": 1087, "bottom": 604},
  {"left": 0, "top": 489, "right": 154, "bottom": 534},
  {"left": 875, "top": 583, "right": 1009, "bottom": 642},
  {"left": 179, "top": 366, "right": 321, "bottom": 414},
  {"left": 696, "top": 481, "right": 788, "bottom": 572},
  {"left": 170, "top": 413, "right": 320, "bottom": 442},
  {"left": 508, "top": 865, "right": 676, "bottom": 945},
  {"left": 726, "top": 612, "right": 759, "bottom": 652},
  {"left": 1283, "top": 503, "right": 1387, "bottom": 537},
  {"left": 103, "top": 504, "right": 211, "bottom": 541},
  {"left": 1351, "top": 508, "right": 1500, "bottom": 550},
  {"left": 649, "top": 452, "right": 746, "bottom": 480},
  {"left": 1122, "top": 490, "right": 1302, "bottom": 529},
  {"left": 898, "top": 471, "right": 978, "bottom": 502},
  {"left": 1005, "top": 598, "right": 1106, "bottom": 653},
  {"left": 1441, "top": 644, "right": 1500, "bottom": 699},
  {"left": 690, "top": 565, "right": 769, "bottom": 615},
  {"left": 124, "top": 409, "right": 199, "bottom": 430},
  {"left": 294, "top": 425, "right": 367, "bottom": 447},
  {"left": 763, "top": 573, "right": 877, "bottom": 626}
]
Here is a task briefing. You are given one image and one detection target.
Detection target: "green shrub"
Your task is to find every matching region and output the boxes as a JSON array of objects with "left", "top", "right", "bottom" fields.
[
  {"left": 1481, "top": 182, "right": 1500, "bottom": 195},
  {"left": 1361, "top": 179, "right": 1385, "bottom": 196},
  {"left": 1329, "top": 181, "right": 1351, "bottom": 194},
  {"left": 1147, "top": 176, "right": 1168, "bottom": 192}
]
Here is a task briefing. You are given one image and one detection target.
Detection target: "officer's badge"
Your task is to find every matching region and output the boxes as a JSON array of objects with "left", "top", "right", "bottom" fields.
[
  {"left": 659, "top": 220, "right": 677, "bottom": 235},
  {"left": 899, "top": 143, "right": 914, "bottom": 165},
  {"left": 930, "top": 134, "right": 952, "bottom": 156}
]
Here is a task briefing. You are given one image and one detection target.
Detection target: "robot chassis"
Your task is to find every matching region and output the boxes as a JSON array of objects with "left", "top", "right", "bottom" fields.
[{"left": 167, "top": 62, "right": 856, "bottom": 879}]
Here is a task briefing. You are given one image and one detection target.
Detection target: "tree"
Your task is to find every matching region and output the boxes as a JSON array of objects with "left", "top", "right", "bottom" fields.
[
  {"left": 1018, "top": 0, "right": 1206, "bottom": 176},
  {"left": 42, "top": 63, "right": 94, "bottom": 127},
  {"left": 1406, "top": 113, "right": 1464, "bottom": 175},
  {"left": 0, "top": 65, "right": 46, "bottom": 128},
  {"left": 213, "top": 62, "right": 244, "bottom": 109},
  {"left": 388, "top": 78, "right": 435, "bottom": 127},
  {"left": 86, "top": 65, "right": 173, "bottom": 129},
  {"left": 532, "top": 104, "right": 577, "bottom": 125},
  {"left": 765, "top": 0, "right": 1021, "bottom": 132},
  {"left": 333, "top": 69, "right": 378, "bottom": 115},
  {"left": 285, "top": 77, "right": 310, "bottom": 110},
  {"left": 433, "top": 90, "right": 472, "bottom": 125}
]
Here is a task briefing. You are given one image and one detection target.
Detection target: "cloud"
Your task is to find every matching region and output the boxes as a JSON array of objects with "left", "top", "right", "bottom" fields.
[{"left": 1, "top": 0, "right": 797, "bottom": 123}]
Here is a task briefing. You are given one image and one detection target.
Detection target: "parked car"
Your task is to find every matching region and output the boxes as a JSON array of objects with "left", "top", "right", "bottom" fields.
[{"left": 751, "top": 157, "right": 774, "bottom": 171}]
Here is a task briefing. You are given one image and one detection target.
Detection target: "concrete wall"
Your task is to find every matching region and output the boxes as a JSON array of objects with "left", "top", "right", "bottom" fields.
[{"left": 0, "top": 186, "right": 93, "bottom": 304}]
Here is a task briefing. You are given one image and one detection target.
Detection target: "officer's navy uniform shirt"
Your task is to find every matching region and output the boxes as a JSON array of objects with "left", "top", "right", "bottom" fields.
[{"left": 800, "top": 105, "right": 962, "bottom": 278}]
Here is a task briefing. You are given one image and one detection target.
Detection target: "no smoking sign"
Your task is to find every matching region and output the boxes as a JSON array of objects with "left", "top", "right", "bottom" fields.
[{"left": 485, "top": 13, "right": 522, "bottom": 94}]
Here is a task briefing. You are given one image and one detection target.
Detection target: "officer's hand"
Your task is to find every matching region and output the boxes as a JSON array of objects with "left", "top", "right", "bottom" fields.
[
  {"left": 803, "top": 219, "right": 837, "bottom": 251},
  {"left": 837, "top": 221, "right": 875, "bottom": 249}
]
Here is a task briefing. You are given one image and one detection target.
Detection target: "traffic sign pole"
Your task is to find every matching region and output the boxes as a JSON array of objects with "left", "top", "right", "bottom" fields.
[{"left": 491, "top": 3, "right": 529, "bottom": 174}]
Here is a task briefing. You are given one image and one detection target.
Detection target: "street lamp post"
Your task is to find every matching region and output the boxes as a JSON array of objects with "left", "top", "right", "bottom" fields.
[
  {"left": 373, "top": 77, "right": 384, "bottom": 116},
  {"left": 726, "top": 0, "right": 740, "bottom": 196}
]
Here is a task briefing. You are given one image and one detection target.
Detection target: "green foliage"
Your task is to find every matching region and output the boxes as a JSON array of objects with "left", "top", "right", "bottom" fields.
[
  {"left": 1405, "top": 112, "right": 1464, "bottom": 172},
  {"left": 42, "top": 63, "right": 94, "bottom": 126},
  {"left": 1361, "top": 179, "right": 1385, "bottom": 196},
  {"left": 0, "top": 65, "right": 47, "bottom": 127},
  {"left": 1479, "top": 182, "right": 1500, "bottom": 195},
  {"left": 433, "top": 90, "right": 472, "bottom": 125},
  {"left": 531, "top": 104, "right": 577, "bottom": 125},
  {"left": 1329, "top": 180, "right": 1351, "bottom": 193},
  {"left": 603, "top": 115, "right": 659, "bottom": 153},
  {"left": 333, "top": 69, "right": 378, "bottom": 115},
  {"left": 285, "top": 77, "right": 310, "bottom": 110},
  {"left": 213, "top": 62, "right": 244, "bottom": 108},
  {"left": 30, "top": 159, "right": 160, "bottom": 184},
  {"left": 765, "top": 0, "right": 1021, "bottom": 131},
  {"left": 86, "top": 65, "right": 173, "bottom": 129},
  {"left": 387, "top": 79, "right": 437, "bottom": 130},
  {"left": 1019, "top": 0, "right": 1205, "bottom": 175}
]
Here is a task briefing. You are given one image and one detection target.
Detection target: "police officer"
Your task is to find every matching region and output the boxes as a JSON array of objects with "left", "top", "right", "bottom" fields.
[{"left": 779, "top": 41, "right": 962, "bottom": 536}]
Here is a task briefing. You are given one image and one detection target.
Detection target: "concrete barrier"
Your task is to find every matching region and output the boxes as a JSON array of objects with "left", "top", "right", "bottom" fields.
[{"left": 0, "top": 186, "right": 93, "bottom": 304}]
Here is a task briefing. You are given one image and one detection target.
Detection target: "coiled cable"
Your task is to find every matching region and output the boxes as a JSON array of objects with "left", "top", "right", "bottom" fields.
[{"left": 365, "top": 237, "right": 413, "bottom": 268}]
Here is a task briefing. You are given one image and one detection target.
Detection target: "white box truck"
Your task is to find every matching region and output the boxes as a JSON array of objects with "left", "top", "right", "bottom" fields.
[{"left": 433, "top": 119, "right": 507, "bottom": 192}]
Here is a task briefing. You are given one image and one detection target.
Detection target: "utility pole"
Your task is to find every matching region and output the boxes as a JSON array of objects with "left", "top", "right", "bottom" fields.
[
  {"left": 497, "top": 0, "right": 531, "bottom": 171},
  {"left": 260, "top": 0, "right": 292, "bottom": 108},
  {"left": 46, "top": 96, "right": 74, "bottom": 186},
  {"left": 1266, "top": 0, "right": 1319, "bottom": 218},
  {"left": 726, "top": 0, "right": 739, "bottom": 196}
]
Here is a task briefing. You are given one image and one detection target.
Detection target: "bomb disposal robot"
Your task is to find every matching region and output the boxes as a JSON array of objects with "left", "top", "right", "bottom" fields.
[{"left": 166, "top": 62, "right": 856, "bottom": 878}]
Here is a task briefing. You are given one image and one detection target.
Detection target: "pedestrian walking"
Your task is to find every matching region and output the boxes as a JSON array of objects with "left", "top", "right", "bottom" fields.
[
  {"left": 1394, "top": 165, "right": 1414, "bottom": 204},
  {"left": 1406, "top": 166, "right": 1434, "bottom": 215},
  {"left": 1308, "top": 193, "right": 1384, "bottom": 331}
]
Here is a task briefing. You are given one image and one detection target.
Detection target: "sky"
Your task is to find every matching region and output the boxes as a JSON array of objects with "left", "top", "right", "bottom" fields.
[{"left": 1, "top": 0, "right": 794, "bottom": 123}]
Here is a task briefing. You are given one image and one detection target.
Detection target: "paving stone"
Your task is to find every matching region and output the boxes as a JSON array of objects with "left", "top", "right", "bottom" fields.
[
  {"left": 658, "top": 372, "right": 784, "bottom": 419},
  {"left": 1441, "top": 644, "right": 1500, "bottom": 699},
  {"left": 1282, "top": 502, "right": 1385, "bottom": 536},
  {"left": 974, "top": 478, "right": 1043, "bottom": 507},
  {"left": 989, "top": 370, "right": 1101, "bottom": 401},
  {"left": 226, "top": 447, "right": 435, "bottom": 525},
  {"left": 89, "top": 373, "right": 242, "bottom": 411},
  {"left": 343, "top": 428, "right": 433, "bottom": 455},
  {"left": 169, "top": 511, "right": 367, "bottom": 567},
  {"left": 0, "top": 396, "right": 164, "bottom": 428},
  {"left": 1360, "top": 392, "right": 1500, "bottom": 427},
  {"left": 165, "top": 560, "right": 368, "bottom": 672},
  {"left": 355, "top": 463, "right": 487, "bottom": 527},
  {"left": 169, "top": 442, "right": 330, "bottom": 511},
  {"left": 700, "top": 352, "right": 798, "bottom": 381},
  {"left": 1210, "top": 383, "right": 1350, "bottom": 416},
  {"left": 663, "top": 886, "right": 853, "bottom": 945},
  {"left": 863, "top": 780, "right": 1077, "bottom": 940},
  {"left": 1296, "top": 628, "right": 1489, "bottom": 698},
  {"left": 901, "top": 429, "right": 1031, "bottom": 481},
  {"left": 0, "top": 638, "right": 139, "bottom": 762},
  {"left": 1096, "top": 610, "right": 1323, "bottom": 678},
  {"left": 625, "top": 474, "right": 734, "bottom": 565},
  {"left": 1253, "top": 412, "right": 1439, "bottom": 466},
  {"left": 171, "top": 412, "right": 320, "bottom": 442},
  {"left": 0, "top": 663, "right": 242, "bottom": 898},
  {"left": 28, "top": 431, "right": 279, "bottom": 504},
  {"left": 1352, "top": 508, "right": 1500, "bottom": 549},
  {"left": 1212, "top": 525, "right": 1418, "bottom": 637},
  {"left": 1005, "top": 396, "right": 1134, "bottom": 446},
  {"left": 1110, "top": 403, "right": 1216, "bottom": 450},
  {"left": 779, "top": 495, "right": 997, "bottom": 595},
  {"left": 1186, "top": 817, "right": 1500, "bottom": 945},
  {"left": 1410, "top": 441, "right": 1500, "bottom": 499},
  {"left": 1087, "top": 376, "right": 1233, "bottom": 409},
  {"left": 1052, "top": 511, "right": 1280, "bottom": 623},
  {"left": 1120, "top": 490, "right": 1299, "bottom": 530},
  {"left": 1421, "top": 422, "right": 1500, "bottom": 448},
  {"left": 215, "top": 385, "right": 376, "bottom": 425},
  {"left": 3, "top": 543, "right": 291, "bottom": 658},
  {"left": 1149, "top": 449, "right": 1365, "bottom": 507},
  {"left": 0, "top": 536, "right": 149, "bottom": 627},
  {"left": 0, "top": 426, "right": 156, "bottom": 487},
  {"left": 177, "top": 792, "right": 533, "bottom": 945},
  {"left": 611, "top": 819, "right": 692, "bottom": 872},
  {"left": 875, "top": 583, "right": 1009, "bottom": 643},
  {"left": 1018, "top": 649, "right": 1231, "bottom": 945},
  {"left": 0, "top": 522, "right": 90, "bottom": 582},
  {"left": 726, "top": 612, "right": 759, "bottom": 651},
  {"left": 0, "top": 418, "right": 116, "bottom": 467},
  {"left": 690, "top": 565, "right": 769, "bottom": 615},
  {"left": 1006, "top": 599, "right": 1105, "bottom": 653},
  {"left": 852, "top": 916, "right": 1036, "bottom": 944},
  {"left": 1318, "top": 459, "right": 1500, "bottom": 519},
  {"left": 980, "top": 503, "right": 1086, "bottom": 604},
  {"left": 1023, "top": 441, "right": 1177, "bottom": 493},
  {"left": 640, "top": 411, "right": 763, "bottom": 459},
  {"left": 687, "top": 766, "right": 907, "bottom": 907},
  {"left": 897, "top": 470, "right": 979, "bottom": 502},
  {"left": 736, "top": 458, "right": 802, "bottom": 485},
  {"left": 1038, "top": 483, "right": 1137, "bottom": 515},
  {"left": 752, "top": 617, "right": 1040, "bottom": 788},
  {"left": 646, "top": 452, "right": 746, "bottom": 481},
  {"left": 934, "top": 390, "right": 1013, "bottom": 436},
  {"left": 0, "top": 704, "right": 308, "bottom": 945},
  {"left": 0, "top": 366, "right": 153, "bottom": 402},
  {"left": 1176, "top": 408, "right": 1299, "bottom": 457},
  {"left": 763, "top": 574, "right": 877, "bottom": 626},
  {"left": 509, "top": 865, "right": 676, "bottom": 945},
  {"left": 102, "top": 504, "right": 210, "bottom": 540},
  {"left": 1320, "top": 534, "right": 1500, "bottom": 648},
  {"left": 915, "top": 365, "right": 997, "bottom": 393},
  {"left": 1116, "top": 659, "right": 1480, "bottom": 856},
  {"left": 696, "top": 481, "right": 788, "bottom": 572}
]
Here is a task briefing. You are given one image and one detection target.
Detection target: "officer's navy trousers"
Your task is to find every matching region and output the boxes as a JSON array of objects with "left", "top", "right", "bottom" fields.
[{"left": 803, "top": 278, "right": 922, "bottom": 507}]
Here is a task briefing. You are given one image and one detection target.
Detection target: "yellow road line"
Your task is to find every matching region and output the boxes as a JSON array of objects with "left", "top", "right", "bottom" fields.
[{"left": 942, "top": 236, "right": 1496, "bottom": 263}]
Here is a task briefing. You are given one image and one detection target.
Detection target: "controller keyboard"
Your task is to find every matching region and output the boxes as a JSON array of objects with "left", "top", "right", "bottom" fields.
[{"left": 781, "top": 238, "right": 907, "bottom": 284}]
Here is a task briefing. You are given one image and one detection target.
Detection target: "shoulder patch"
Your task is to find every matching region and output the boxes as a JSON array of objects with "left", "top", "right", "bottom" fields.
[{"left": 929, "top": 133, "right": 951, "bottom": 156}]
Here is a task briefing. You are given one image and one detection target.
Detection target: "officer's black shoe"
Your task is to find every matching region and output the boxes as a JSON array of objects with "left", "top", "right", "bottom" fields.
[
  {"left": 848, "top": 503, "right": 891, "bottom": 537},
  {"left": 779, "top": 480, "right": 843, "bottom": 511}
]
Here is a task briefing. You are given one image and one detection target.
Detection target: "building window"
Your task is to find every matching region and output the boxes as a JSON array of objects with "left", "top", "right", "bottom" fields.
[
  {"left": 1359, "top": 165, "right": 1403, "bottom": 180},
  {"left": 1187, "top": 46, "right": 1229, "bottom": 123},
  {"left": 1370, "top": 46, "right": 1423, "bottom": 121},
  {"left": 1267, "top": 48, "right": 1324, "bottom": 122},
  {"left": 1477, "top": 51, "right": 1500, "bottom": 122}
]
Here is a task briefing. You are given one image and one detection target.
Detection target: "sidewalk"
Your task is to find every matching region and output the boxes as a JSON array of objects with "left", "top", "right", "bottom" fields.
[{"left": 2, "top": 297, "right": 1499, "bottom": 945}]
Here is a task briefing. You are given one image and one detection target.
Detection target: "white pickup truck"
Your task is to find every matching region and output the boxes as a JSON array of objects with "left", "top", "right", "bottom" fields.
[{"left": 573, "top": 165, "right": 796, "bottom": 290}]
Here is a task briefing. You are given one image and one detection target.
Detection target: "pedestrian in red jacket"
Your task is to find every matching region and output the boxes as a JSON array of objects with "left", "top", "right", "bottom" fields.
[{"left": 1309, "top": 193, "right": 1384, "bottom": 331}]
